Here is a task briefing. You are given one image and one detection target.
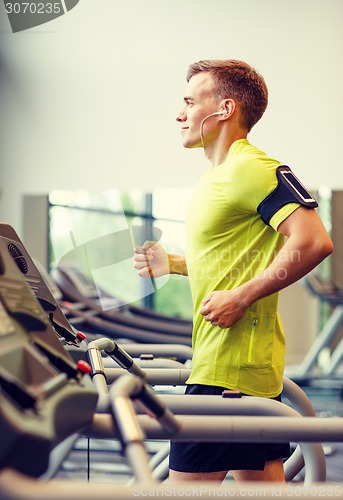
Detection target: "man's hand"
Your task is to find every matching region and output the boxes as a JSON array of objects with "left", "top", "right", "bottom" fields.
[
  {"left": 200, "top": 289, "right": 247, "bottom": 329},
  {"left": 133, "top": 241, "right": 170, "bottom": 278},
  {"left": 134, "top": 241, "right": 188, "bottom": 278}
]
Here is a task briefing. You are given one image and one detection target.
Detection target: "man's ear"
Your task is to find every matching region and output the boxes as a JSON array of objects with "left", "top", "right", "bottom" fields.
[{"left": 221, "top": 98, "right": 236, "bottom": 118}]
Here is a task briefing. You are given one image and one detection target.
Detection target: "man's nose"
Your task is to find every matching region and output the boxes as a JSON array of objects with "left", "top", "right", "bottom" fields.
[{"left": 176, "top": 110, "right": 186, "bottom": 122}]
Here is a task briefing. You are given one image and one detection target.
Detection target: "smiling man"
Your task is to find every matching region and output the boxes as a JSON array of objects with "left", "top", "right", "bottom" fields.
[{"left": 134, "top": 59, "right": 333, "bottom": 483}]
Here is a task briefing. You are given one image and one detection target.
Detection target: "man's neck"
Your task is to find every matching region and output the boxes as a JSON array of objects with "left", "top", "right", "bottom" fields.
[{"left": 205, "top": 130, "right": 248, "bottom": 167}]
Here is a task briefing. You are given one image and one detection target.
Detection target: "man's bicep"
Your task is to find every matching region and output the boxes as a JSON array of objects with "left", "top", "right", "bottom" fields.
[{"left": 276, "top": 206, "right": 324, "bottom": 239}]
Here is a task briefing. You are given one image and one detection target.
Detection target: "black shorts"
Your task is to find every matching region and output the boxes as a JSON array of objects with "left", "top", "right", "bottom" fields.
[{"left": 169, "top": 384, "right": 291, "bottom": 473}]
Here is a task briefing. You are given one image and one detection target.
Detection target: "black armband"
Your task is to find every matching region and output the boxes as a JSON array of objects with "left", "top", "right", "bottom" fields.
[{"left": 257, "top": 165, "right": 318, "bottom": 225}]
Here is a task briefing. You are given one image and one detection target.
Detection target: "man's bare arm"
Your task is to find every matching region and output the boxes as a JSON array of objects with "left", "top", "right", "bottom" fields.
[{"left": 200, "top": 207, "right": 334, "bottom": 328}]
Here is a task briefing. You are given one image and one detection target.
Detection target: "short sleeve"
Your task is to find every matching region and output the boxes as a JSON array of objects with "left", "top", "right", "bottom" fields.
[
  {"left": 269, "top": 203, "right": 300, "bottom": 231},
  {"left": 226, "top": 159, "right": 280, "bottom": 213}
]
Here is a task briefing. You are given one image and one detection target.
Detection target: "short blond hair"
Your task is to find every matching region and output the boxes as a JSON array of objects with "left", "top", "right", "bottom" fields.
[{"left": 187, "top": 59, "right": 268, "bottom": 131}]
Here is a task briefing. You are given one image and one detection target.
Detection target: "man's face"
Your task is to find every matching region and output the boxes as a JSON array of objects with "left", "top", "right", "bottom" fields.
[{"left": 176, "top": 72, "right": 220, "bottom": 149}]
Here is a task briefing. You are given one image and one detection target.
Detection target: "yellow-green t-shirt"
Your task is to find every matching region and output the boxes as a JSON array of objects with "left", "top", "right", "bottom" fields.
[{"left": 185, "top": 138, "right": 299, "bottom": 397}]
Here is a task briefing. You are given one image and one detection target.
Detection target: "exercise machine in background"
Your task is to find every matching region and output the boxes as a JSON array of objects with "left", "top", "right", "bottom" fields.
[{"left": 286, "top": 272, "right": 343, "bottom": 387}]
